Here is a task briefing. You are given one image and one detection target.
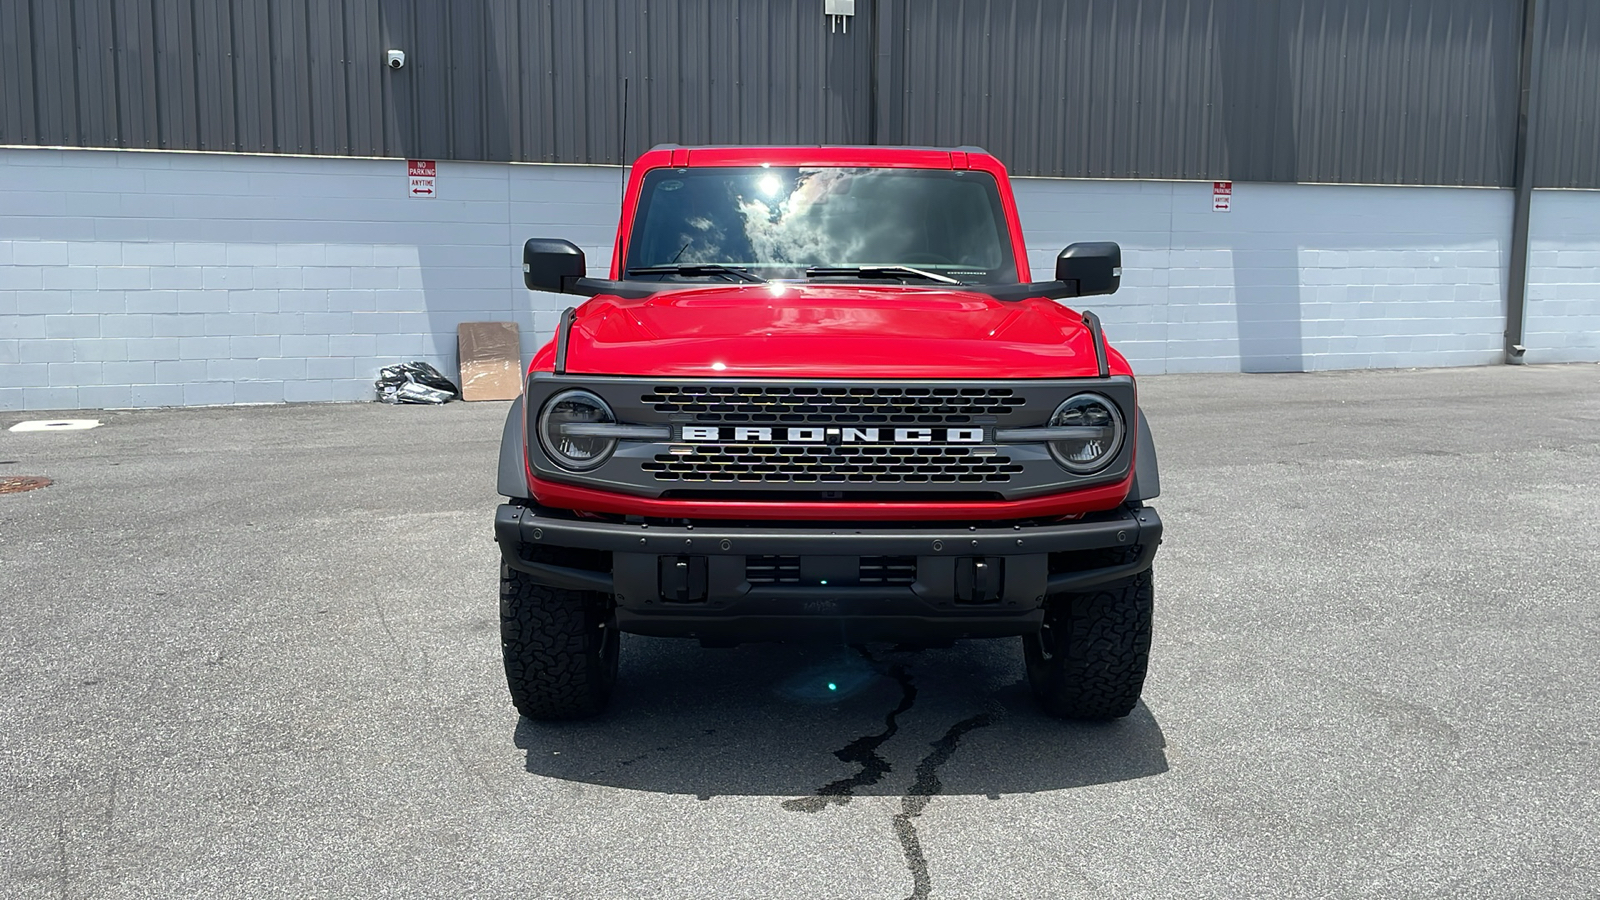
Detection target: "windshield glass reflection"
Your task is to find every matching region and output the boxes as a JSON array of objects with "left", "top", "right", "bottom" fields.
[{"left": 625, "top": 166, "right": 1018, "bottom": 284}]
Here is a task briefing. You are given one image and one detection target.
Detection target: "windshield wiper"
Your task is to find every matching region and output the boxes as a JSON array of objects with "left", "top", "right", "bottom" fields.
[
  {"left": 803, "top": 265, "right": 963, "bottom": 285},
  {"left": 626, "top": 265, "right": 766, "bottom": 284}
]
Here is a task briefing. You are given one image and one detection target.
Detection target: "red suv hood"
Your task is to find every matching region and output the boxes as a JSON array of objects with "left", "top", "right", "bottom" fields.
[{"left": 539, "top": 283, "right": 1128, "bottom": 379}]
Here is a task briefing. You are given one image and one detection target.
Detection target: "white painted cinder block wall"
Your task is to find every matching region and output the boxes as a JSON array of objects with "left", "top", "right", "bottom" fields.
[
  {"left": 2, "top": 146, "right": 1596, "bottom": 410},
  {"left": 1015, "top": 178, "right": 1516, "bottom": 374},
  {"left": 0, "top": 147, "right": 621, "bottom": 410},
  {"left": 1526, "top": 190, "right": 1600, "bottom": 364}
]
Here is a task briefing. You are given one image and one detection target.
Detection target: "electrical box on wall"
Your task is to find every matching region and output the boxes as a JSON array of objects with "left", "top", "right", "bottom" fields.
[{"left": 825, "top": 0, "right": 855, "bottom": 32}]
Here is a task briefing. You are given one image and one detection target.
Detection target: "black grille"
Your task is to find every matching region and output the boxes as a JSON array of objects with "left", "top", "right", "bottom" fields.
[
  {"left": 642, "top": 385, "right": 1026, "bottom": 424},
  {"left": 642, "top": 444, "right": 1023, "bottom": 484},
  {"left": 746, "top": 556, "right": 800, "bottom": 585},
  {"left": 860, "top": 556, "right": 917, "bottom": 585},
  {"left": 743, "top": 555, "right": 917, "bottom": 586}
]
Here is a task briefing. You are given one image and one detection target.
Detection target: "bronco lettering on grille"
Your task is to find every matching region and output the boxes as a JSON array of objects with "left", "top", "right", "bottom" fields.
[{"left": 680, "top": 426, "right": 984, "bottom": 444}]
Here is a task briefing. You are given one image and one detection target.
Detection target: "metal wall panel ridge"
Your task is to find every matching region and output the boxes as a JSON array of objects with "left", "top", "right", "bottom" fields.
[
  {"left": 1534, "top": 0, "right": 1600, "bottom": 188},
  {"left": 1, "top": 0, "right": 40, "bottom": 144}
]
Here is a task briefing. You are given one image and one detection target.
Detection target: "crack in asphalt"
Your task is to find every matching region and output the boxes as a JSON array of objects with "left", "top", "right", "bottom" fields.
[
  {"left": 779, "top": 648, "right": 1002, "bottom": 899},
  {"left": 786, "top": 698, "right": 1002, "bottom": 898},
  {"left": 892, "top": 711, "right": 998, "bottom": 900},
  {"left": 582, "top": 745, "right": 671, "bottom": 779},
  {"left": 55, "top": 805, "right": 68, "bottom": 900},
  {"left": 782, "top": 659, "right": 917, "bottom": 813}
]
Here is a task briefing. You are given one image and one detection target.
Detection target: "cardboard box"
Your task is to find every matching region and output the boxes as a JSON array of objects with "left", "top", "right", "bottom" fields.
[{"left": 457, "top": 321, "right": 524, "bottom": 401}]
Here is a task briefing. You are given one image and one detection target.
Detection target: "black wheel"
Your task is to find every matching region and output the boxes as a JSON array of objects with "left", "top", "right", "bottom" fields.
[
  {"left": 499, "top": 564, "right": 619, "bottom": 720},
  {"left": 1023, "top": 566, "right": 1153, "bottom": 721}
]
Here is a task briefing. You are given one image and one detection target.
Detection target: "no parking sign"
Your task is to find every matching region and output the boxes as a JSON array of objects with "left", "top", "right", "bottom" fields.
[
  {"left": 1213, "top": 181, "right": 1232, "bottom": 212},
  {"left": 408, "top": 159, "right": 437, "bottom": 198}
]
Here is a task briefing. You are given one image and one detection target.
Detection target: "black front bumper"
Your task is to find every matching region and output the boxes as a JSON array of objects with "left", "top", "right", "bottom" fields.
[{"left": 494, "top": 503, "right": 1162, "bottom": 644}]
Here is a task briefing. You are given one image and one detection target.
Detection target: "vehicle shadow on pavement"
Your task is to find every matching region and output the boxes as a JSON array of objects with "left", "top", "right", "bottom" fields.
[{"left": 514, "top": 635, "right": 1168, "bottom": 799}]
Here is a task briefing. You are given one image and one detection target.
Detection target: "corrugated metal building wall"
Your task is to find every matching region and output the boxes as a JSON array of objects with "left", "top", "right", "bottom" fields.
[
  {"left": 0, "top": 0, "right": 871, "bottom": 165},
  {"left": 2, "top": 0, "right": 1594, "bottom": 187},
  {"left": 1533, "top": 0, "right": 1600, "bottom": 188},
  {"left": 878, "top": 0, "right": 1523, "bottom": 185}
]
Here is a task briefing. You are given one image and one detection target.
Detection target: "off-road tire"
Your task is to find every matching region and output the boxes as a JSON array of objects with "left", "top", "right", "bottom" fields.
[
  {"left": 1024, "top": 566, "right": 1153, "bottom": 721},
  {"left": 499, "top": 564, "right": 619, "bottom": 720}
]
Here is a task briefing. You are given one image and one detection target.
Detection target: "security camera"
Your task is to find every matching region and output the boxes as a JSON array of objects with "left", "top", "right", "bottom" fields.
[{"left": 386, "top": 49, "right": 405, "bottom": 70}]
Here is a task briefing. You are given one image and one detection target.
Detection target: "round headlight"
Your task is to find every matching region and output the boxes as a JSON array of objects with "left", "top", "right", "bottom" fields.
[
  {"left": 538, "top": 389, "right": 616, "bottom": 470},
  {"left": 1047, "top": 393, "right": 1125, "bottom": 474}
]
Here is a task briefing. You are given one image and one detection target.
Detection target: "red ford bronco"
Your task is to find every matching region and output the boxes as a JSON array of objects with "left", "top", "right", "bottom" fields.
[{"left": 495, "top": 146, "right": 1162, "bottom": 721}]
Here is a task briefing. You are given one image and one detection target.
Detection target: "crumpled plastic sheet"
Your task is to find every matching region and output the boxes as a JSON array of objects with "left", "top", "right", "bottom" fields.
[{"left": 376, "top": 361, "right": 461, "bottom": 404}]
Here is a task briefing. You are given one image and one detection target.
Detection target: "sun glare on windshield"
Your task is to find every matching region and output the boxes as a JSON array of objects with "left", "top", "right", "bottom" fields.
[{"left": 624, "top": 166, "right": 1019, "bottom": 284}]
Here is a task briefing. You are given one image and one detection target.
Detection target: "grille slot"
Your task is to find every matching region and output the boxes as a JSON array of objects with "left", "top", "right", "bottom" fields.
[
  {"left": 642, "top": 444, "right": 1023, "bottom": 484},
  {"left": 746, "top": 556, "right": 801, "bottom": 585},
  {"left": 642, "top": 385, "right": 1025, "bottom": 424},
  {"left": 860, "top": 556, "right": 917, "bottom": 586},
  {"left": 744, "top": 555, "right": 917, "bottom": 586}
]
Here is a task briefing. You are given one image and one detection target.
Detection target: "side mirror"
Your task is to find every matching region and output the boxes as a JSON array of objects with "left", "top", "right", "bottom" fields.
[
  {"left": 523, "top": 239, "right": 586, "bottom": 293},
  {"left": 1055, "top": 242, "right": 1122, "bottom": 297}
]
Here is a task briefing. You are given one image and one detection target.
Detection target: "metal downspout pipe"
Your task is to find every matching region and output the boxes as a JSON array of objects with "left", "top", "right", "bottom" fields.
[{"left": 1505, "top": 0, "right": 1547, "bottom": 366}]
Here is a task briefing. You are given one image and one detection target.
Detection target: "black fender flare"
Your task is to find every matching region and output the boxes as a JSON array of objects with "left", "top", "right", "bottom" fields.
[
  {"left": 497, "top": 395, "right": 531, "bottom": 499},
  {"left": 1130, "top": 408, "right": 1161, "bottom": 501}
]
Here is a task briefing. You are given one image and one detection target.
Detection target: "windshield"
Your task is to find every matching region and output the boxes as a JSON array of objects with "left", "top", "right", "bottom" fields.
[{"left": 623, "top": 166, "right": 1019, "bottom": 284}]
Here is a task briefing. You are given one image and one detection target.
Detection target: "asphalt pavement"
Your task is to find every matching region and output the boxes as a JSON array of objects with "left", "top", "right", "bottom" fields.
[{"left": 2, "top": 364, "right": 1598, "bottom": 899}]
